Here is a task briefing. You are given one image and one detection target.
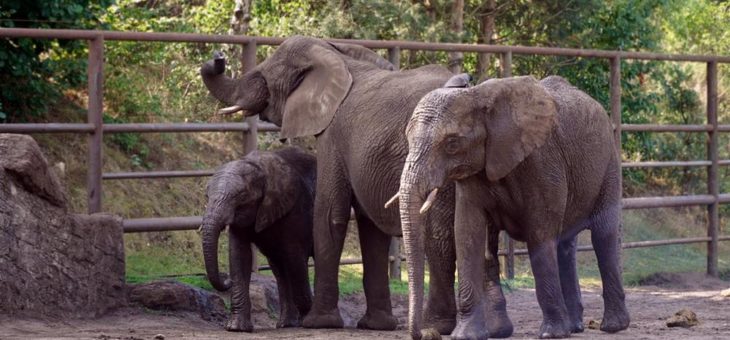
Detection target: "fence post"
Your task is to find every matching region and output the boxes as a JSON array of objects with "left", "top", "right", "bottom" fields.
[
  {"left": 706, "top": 60, "right": 719, "bottom": 277},
  {"left": 242, "top": 40, "right": 260, "bottom": 272},
  {"left": 500, "top": 51, "right": 515, "bottom": 280},
  {"left": 87, "top": 36, "right": 104, "bottom": 214},
  {"left": 387, "top": 46, "right": 402, "bottom": 281},
  {"left": 610, "top": 56, "right": 623, "bottom": 272}
]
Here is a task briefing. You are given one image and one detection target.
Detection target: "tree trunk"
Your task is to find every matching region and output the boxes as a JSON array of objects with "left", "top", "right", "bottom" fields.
[
  {"left": 228, "top": 0, "right": 253, "bottom": 77},
  {"left": 448, "top": 0, "right": 464, "bottom": 73},
  {"left": 476, "top": 0, "right": 496, "bottom": 81}
]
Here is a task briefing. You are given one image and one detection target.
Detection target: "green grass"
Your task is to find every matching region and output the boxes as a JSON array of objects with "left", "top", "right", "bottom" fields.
[{"left": 125, "top": 209, "right": 729, "bottom": 295}]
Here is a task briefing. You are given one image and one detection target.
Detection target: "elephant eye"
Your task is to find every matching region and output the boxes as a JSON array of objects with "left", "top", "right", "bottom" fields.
[{"left": 444, "top": 136, "right": 462, "bottom": 154}]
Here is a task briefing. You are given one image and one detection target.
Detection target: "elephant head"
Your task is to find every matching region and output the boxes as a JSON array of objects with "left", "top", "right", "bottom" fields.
[
  {"left": 200, "top": 36, "right": 394, "bottom": 139},
  {"left": 201, "top": 153, "right": 302, "bottom": 291},
  {"left": 397, "top": 76, "right": 557, "bottom": 339}
]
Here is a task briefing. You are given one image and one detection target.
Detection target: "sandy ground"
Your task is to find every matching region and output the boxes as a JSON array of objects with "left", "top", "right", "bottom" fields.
[{"left": 2, "top": 273, "right": 729, "bottom": 340}]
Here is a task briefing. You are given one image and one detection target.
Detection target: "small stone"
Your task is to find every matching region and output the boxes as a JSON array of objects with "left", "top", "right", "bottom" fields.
[
  {"left": 666, "top": 308, "right": 699, "bottom": 328},
  {"left": 587, "top": 319, "right": 601, "bottom": 330},
  {"left": 420, "top": 328, "right": 442, "bottom": 340},
  {"left": 153, "top": 334, "right": 165, "bottom": 340}
]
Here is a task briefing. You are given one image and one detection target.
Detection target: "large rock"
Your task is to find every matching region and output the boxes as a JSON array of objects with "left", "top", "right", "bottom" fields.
[
  {"left": 128, "top": 275, "right": 280, "bottom": 327},
  {"left": 129, "top": 280, "right": 227, "bottom": 322},
  {"left": 0, "top": 134, "right": 126, "bottom": 317}
]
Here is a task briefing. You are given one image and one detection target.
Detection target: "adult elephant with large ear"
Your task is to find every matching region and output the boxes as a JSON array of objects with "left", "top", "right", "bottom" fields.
[
  {"left": 398, "top": 76, "right": 630, "bottom": 339},
  {"left": 200, "top": 37, "right": 515, "bottom": 335}
]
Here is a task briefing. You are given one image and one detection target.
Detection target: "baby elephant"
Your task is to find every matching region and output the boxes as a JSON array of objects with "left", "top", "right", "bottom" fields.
[{"left": 201, "top": 147, "right": 316, "bottom": 332}]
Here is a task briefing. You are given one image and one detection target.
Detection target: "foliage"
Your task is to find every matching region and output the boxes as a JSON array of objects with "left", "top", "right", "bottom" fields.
[{"left": 0, "top": 0, "right": 113, "bottom": 121}]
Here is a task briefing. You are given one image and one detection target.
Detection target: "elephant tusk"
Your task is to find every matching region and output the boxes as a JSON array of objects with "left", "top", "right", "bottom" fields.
[
  {"left": 217, "top": 105, "right": 243, "bottom": 115},
  {"left": 419, "top": 188, "right": 439, "bottom": 214},
  {"left": 384, "top": 192, "right": 400, "bottom": 209}
]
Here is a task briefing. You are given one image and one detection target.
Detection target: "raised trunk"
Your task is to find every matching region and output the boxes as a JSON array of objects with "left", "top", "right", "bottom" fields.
[
  {"left": 200, "top": 55, "right": 268, "bottom": 112},
  {"left": 399, "top": 158, "right": 427, "bottom": 340},
  {"left": 202, "top": 221, "right": 232, "bottom": 291}
]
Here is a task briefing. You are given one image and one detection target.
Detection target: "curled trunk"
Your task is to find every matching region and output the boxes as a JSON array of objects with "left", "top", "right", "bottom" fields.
[
  {"left": 202, "top": 222, "right": 232, "bottom": 291},
  {"left": 200, "top": 53, "right": 268, "bottom": 112},
  {"left": 399, "top": 160, "right": 427, "bottom": 340}
]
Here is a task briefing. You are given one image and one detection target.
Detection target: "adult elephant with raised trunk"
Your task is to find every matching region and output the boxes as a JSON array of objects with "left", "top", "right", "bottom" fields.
[
  {"left": 398, "top": 75, "right": 630, "bottom": 339},
  {"left": 200, "top": 36, "right": 513, "bottom": 336}
]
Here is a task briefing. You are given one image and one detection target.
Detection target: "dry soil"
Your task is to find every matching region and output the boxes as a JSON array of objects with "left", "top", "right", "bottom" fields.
[{"left": 2, "top": 272, "right": 729, "bottom": 340}]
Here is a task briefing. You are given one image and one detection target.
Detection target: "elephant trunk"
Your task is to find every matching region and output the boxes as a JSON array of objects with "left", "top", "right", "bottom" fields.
[
  {"left": 200, "top": 52, "right": 268, "bottom": 113},
  {"left": 201, "top": 219, "right": 232, "bottom": 291},
  {"left": 399, "top": 151, "right": 428, "bottom": 340}
]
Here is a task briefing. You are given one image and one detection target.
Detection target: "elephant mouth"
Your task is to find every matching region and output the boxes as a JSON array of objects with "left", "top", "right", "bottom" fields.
[{"left": 449, "top": 164, "right": 479, "bottom": 180}]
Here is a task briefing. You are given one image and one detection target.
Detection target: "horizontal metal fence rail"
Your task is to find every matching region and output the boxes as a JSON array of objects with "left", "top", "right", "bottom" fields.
[
  {"left": 2, "top": 28, "right": 730, "bottom": 62},
  {"left": 0, "top": 121, "right": 281, "bottom": 133},
  {"left": 103, "top": 170, "right": 216, "bottom": 180},
  {"left": 1, "top": 28, "right": 728, "bottom": 278}
]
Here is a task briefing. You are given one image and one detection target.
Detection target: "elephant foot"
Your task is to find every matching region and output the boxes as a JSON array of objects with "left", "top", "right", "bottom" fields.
[
  {"left": 600, "top": 307, "right": 630, "bottom": 333},
  {"left": 451, "top": 314, "right": 489, "bottom": 340},
  {"left": 569, "top": 320, "right": 584, "bottom": 334},
  {"left": 538, "top": 319, "right": 571, "bottom": 339},
  {"left": 302, "top": 308, "right": 344, "bottom": 329},
  {"left": 423, "top": 317, "right": 456, "bottom": 335},
  {"left": 276, "top": 315, "right": 301, "bottom": 328},
  {"left": 486, "top": 311, "right": 514, "bottom": 338},
  {"left": 424, "top": 303, "right": 456, "bottom": 335},
  {"left": 357, "top": 310, "right": 398, "bottom": 330},
  {"left": 225, "top": 313, "right": 253, "bottom": 332}
]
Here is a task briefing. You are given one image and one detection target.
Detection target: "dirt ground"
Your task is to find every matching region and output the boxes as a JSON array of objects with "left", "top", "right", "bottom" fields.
[{"left": 2, "top": 273, "right": 729, "bottom": 340}]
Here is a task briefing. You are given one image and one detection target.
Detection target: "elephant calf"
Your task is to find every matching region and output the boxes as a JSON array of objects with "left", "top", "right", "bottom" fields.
[{"left": 201, "top": 147, "right": 316, "bottom": 332}]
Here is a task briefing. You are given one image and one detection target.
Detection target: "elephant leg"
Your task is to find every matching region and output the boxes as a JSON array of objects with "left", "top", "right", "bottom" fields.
[
  {"left": 423, "top": 195, "right": 457, "bottom": 335},
  {"left": 286, "top": 250, "right": 313, "bottom": 323},
  {"left": 557, "top": 236, "right": 584, "bottom": 333},
  {"left": 527, "top": 236, "right": 571, "bottom": 339},
  {"left": 302, "top": 158, "right": 352, "bottom": 329},
  {"left": 451, "top": 182, "right": 489, "bottom": 340},
  {"left": 483, "top": 227, "right": 513, "bottom": 338},
  {"left": 355, "top": 213, "right": 398, "bottom": 330},
  {"left": 590, "top": 207, "right": 629, "bottom": 333},
  {"left": 269, "top": 259, "right": 300, "bottom": 328},
  {"left": 226, "top": 230, "right": 253, "bottom": 332}
]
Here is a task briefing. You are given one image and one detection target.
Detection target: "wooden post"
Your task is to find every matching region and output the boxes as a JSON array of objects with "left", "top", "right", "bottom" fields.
[
  {"left": 242, "top": 41, "right": 260, "bottom": 272},
  {"left": 87, "top": 36, "right": 104, "bottom": 214},
  {"left": 387, "top": 46, "right": 402, "bottom": 281},
  {"left": 610, "top": 56, "right": 624, "bottom": 273},
  {"left": 500, "top": 52, "right": 514, "bottom": 279},
  {"left": 706, "top": 60, "right": 719, "bottom": 277}
]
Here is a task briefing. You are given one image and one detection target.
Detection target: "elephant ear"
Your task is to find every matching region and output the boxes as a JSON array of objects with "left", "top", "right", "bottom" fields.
[
  {"left": 328, "top": 42, "right": 395, "bottom": 70},
  {"left": 281, "top": 44, "right": 353, "bottom": 139},
  {"left": 478, "top": 76, "right": 558, "bottom": 181},
  {"left": 253, "top": 153, "right": 300, "bottom": 233}
]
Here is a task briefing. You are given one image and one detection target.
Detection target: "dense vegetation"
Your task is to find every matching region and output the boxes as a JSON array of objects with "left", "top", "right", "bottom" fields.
[{"left": 1, "top": 0, "right": 728, "bottom": 288}]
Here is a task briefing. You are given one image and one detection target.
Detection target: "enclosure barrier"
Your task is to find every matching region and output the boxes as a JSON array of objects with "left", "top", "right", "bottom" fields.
[{"left": 1, "top": 28, "right": 728, "bottom": 278}]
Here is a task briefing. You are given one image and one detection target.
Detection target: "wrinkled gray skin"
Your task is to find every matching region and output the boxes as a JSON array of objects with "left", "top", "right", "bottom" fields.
[
  {"left": 202, "top": 147, "right": 316, "bottom": 332},
  {"left": 399, "top": 76, "right": 630, "bottom": 339},
  {"left": 200, "top": 36, "right": 504, "bottom": 335}
]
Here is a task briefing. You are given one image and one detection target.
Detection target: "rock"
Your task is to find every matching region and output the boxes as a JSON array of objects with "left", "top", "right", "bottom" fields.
[
  {"left": 666, "top": 308, "right": 699, "bottom": 328},
  {"left": 587, "top": 319, "right": 602, "bottom": 330},
  {"left": 421, "top": 328, "right": 442, "bottom": 340},
  {"left": 0, "top": 134, "right": 125, "bottom": 318},
  {"left": 720, "top": 288, "right": 730, "bottom": 297},
  {"left": 128, "top": 280, "right": 227, "bottom": 322},
  {"left": 248, "top": 273, "right": 280, "bottom": 326},
  {"left": 153, "top": 334, "right": 165, "bottom": 340}
]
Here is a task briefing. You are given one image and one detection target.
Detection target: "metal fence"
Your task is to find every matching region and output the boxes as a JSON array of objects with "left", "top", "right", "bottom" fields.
[{"left": 1, "top": 28, "right": 729, "bottom": 279}]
